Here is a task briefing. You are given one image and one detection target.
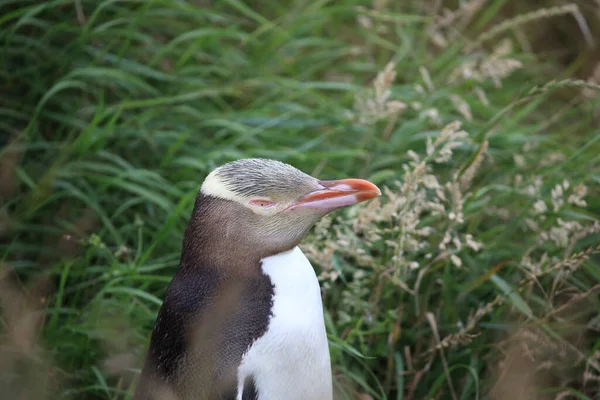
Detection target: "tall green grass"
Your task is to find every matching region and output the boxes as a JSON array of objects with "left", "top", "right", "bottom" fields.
[{"left": 1, "top": 0, "right": 599, "bottom": 399}]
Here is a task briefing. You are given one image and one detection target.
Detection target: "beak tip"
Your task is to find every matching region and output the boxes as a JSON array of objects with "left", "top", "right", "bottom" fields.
[
  {"left": 365, "top": 184, "right": 382, "bottom": 200},
  {"left": 361, "top": 181, "right": 381, "bottom": 199}
]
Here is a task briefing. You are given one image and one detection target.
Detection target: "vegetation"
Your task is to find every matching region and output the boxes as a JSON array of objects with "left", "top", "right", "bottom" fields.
[{"left": 1, "top": 0, "right": 599, "bottom": 399}]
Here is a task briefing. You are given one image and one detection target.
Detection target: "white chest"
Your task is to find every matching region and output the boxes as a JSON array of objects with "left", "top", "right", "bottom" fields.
[{"left": 236, "top": 246, "right": 332, "bottom": 400}]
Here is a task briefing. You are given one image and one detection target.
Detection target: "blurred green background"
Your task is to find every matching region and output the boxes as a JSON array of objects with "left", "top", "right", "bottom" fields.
[{"left": 1, "top": 0, "right": 600, "bottom": 399}]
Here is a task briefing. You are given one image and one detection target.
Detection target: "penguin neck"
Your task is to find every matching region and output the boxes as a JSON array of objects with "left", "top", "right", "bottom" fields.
[{"left": 180, "top": 194, "right": 296, "bottom": 277}]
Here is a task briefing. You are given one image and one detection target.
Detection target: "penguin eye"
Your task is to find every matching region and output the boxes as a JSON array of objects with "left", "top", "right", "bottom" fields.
[{"left": 249, "top": 198, "right": 275, "bottom": 208}]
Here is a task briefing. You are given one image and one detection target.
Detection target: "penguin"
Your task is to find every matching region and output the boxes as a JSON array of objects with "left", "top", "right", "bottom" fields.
[{"left": 133, "top": 158, "right": 381, "bottom": 400}]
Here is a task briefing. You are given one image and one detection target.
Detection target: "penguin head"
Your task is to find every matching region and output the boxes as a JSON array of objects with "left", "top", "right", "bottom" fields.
[{"left": 197, "top": 158, "right": 381, "bottom": 256}]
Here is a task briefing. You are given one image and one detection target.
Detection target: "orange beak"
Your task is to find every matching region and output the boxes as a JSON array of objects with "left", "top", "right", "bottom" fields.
[{"left": 290, "top": 178, "right": 381, "bottom": 211}]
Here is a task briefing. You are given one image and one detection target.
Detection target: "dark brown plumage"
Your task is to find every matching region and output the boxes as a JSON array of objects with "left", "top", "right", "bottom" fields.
[{"left": 134, "top": 194, "right": 282, "bottom": 400}]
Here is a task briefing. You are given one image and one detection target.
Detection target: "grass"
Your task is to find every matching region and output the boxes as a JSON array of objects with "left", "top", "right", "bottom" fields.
[{"left": 1, "top": 0, "right": 600, "bottom": 399}]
